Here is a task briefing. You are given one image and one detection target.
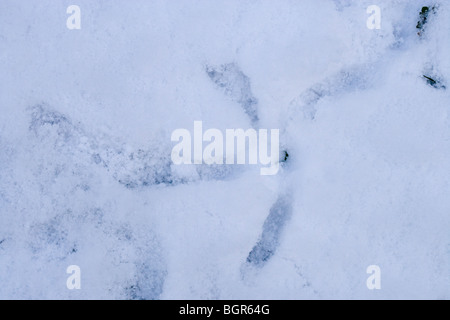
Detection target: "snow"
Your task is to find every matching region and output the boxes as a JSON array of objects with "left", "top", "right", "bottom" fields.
[{"left": 0, "top": 0, "right": 449, "bottom": 299}]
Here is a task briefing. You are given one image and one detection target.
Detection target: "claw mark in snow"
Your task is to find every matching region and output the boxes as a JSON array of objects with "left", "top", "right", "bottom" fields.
[
  {"left": 290, "top": 65, "right": 374, "bottom": 120},
  {"left": 29, "top": 105, "right": 180, "bottom": 188},
  {"left": 29, "top": 105, "right": 240, "bottom": 187},
  {"left": 207, "top": 63, "right": 259, "bottom": 125},
  {"left": 246, "top": 195, "right": 293, "bottom": 267}
]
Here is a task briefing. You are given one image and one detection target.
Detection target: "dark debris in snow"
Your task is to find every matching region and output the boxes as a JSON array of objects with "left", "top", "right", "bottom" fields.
[
  {"left": 417, "top": 6, "right": 437, "bottom": 36},
  {"left": 423, "top": 75, "right": 446, "bottom": 90}
]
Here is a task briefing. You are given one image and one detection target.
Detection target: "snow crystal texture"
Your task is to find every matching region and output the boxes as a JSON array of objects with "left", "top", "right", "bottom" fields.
[{"left": 0, "top": 0, "right": 449, "bottom": 299}]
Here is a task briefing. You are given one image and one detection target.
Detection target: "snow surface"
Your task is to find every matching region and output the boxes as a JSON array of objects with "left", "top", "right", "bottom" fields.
[{"left": 0, "top": 0, "right": 449, "bottom": 299}]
